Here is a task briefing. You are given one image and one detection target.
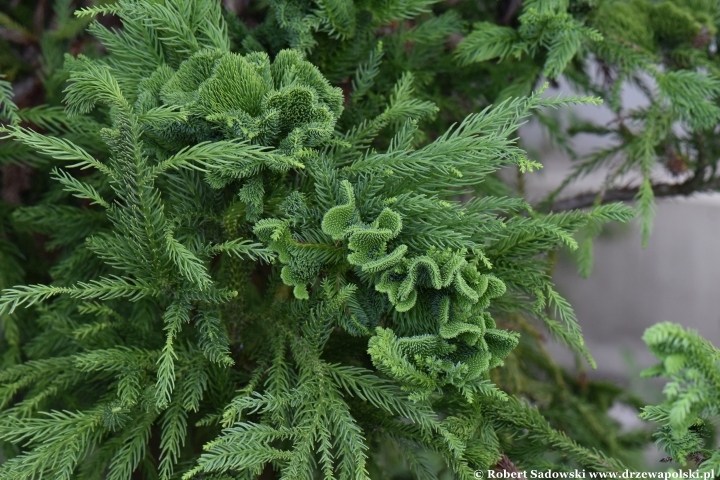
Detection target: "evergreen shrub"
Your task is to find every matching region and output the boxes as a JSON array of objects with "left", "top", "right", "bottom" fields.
[{"left": 1, "top": 0, "right": 720, "bottom": 478}]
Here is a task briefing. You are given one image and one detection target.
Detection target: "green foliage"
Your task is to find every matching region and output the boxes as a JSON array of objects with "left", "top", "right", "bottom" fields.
[
  {"left": 456, "top": 3, "right": 603, "bottom": 80},
  {"left": 138, "top": 48, "right": 343, "bottom": 154},
  {"left": 640, "top": 323, "right": 720, "bottom": 470},
  {"left": 1, "top": 0, "right": 716, "bottom": 478},
  {"left": 0, "top": 76, "right": 19, "bottom": 126},
  {"left": 540, "top": 0, "right": 720, "bottom": 246}
]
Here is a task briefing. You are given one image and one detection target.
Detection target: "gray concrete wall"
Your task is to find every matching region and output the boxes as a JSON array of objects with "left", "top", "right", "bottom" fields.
[
  {"left": 518, "top": 84, "right": 720, "bottom": 383},
  {"left": 553, "top": 198, "right": 720, "bottom": 379}
]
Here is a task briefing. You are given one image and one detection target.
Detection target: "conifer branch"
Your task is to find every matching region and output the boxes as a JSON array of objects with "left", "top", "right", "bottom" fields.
[
  {"left": 0, "top": 0, "right": 702, "bottom": 477},
  {"left": 548, "top": 177, "right": 720, "bottom": 212}
]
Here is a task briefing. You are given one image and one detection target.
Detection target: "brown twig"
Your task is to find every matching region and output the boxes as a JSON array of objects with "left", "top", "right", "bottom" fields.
[
  {"left": 498, "top": 0, "right": 523, "bottom": 25},
  {"left": 494, "top": 453, "right": 521, "bottom": 473},
  {"left": 1, "top": 165, "right": 32, "bottom": 205},
  {"left": 547, "top": 177, "right": 720, "bottom": 212}
]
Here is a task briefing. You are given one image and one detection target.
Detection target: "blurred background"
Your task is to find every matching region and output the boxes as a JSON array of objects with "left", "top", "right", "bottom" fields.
[
  {"left": 2, "top": 0, "right": 717, "bottom": 389},
  {"left": 519, "top": 82, "right": 720, "bottom": 438},
  {"left": 553, "top": 197, "right": 720, "bottom": 452},
  {"left": 3, "top": 0, "right": 719, "bottom": 470}
]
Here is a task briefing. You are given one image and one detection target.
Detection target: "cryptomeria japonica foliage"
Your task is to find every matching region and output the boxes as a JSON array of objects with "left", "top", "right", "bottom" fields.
[{"left": 1, "top": 0, "right": 720, "bottom": 478}]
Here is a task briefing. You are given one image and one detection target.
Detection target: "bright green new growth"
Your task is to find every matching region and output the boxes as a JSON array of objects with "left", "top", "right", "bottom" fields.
[
  {"left": 0, "top": 0, "right": 648, "bottom": 479},
  {"left": 260, "top": 177, "right": 518, "bottom": 400},
  {"left": 140, "top": 49, "right": 343, "bottom": 153},
  {"left": 640, "top": 323, "right": 720, "bottom": 470}
]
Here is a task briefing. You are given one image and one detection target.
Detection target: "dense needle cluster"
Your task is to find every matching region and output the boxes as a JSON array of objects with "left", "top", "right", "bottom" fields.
[{"left": 0, "top": 0, "right": 719, "bottom": 478}]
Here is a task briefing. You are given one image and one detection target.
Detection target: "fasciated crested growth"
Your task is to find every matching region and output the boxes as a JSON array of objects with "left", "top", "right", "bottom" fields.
[
  {"left": 138, "top": 49, "right": 343, "bottom": 152},
  {"left": 0, "top": 0, "right": 657, "bottom": 479}
]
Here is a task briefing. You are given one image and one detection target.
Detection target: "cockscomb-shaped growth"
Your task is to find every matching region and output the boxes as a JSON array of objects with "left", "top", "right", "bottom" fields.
[
  {"left": 321, "top": 181, "right": 506, "bottom": 312},
  {"left": 253, "top": 218, "right": 337, "bottom": 300},
  {"left": 258, "top": 179, "right": 518, "bottom": 399},
  {"left": 321, "top": 180, "right": 407, "bottom": 273},
  {"left": 0, "top": 1, "right": 640, "bottom": 478},
  {"left": 367, "top": 321, "right": 518, "bottom": 401},
  {"left": 138, "top": 49, "right": 343, "bottom": 152}
]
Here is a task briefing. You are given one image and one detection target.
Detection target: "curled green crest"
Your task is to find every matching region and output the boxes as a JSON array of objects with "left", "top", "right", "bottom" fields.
[
  {"left": 138, "top": 49, "right": 344, "bottom": 152},
  {"left": 254, "top": 180, "right": 518, "bottom": 398}
]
